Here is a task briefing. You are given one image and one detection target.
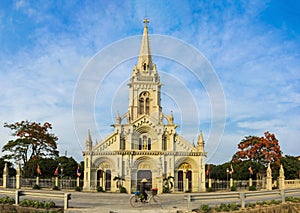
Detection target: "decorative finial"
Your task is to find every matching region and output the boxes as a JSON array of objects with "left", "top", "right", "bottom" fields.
[{"left": 143, "top": 18, "right": 149, "bottom": 26}]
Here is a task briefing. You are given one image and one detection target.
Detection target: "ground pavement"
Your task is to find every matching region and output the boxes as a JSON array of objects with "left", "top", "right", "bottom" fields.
[{"left": 64, "top": 192, "right": 188, "bottom": 213}]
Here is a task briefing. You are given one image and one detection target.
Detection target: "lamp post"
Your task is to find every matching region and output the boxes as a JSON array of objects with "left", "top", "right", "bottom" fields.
[
  {"left": 226, "top": 168, "right": 229, "bottom": 189},
  {"left": 60, "top": 167, "right": 63, "bottom": 189}
]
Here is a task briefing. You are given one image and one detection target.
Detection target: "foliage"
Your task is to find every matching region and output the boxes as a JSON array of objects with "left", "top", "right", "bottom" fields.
[
  {"left": 19, "top": 199, "right": 56, "bottom": 209},
  {"left": 246, "top": 203, "right": 256, "bottom": 208},
  {"left": 232, "top": 132, "right": 282, "bottom": 177},
  {"left": 199, "top": 204, "right": 211, "bottom": 213},
  {"left": 163, "top": 176, "right": 174, "bottom": 193},
  {"left": 232, "top": 132, "right": 282, "bottom": 166},
  {"left": 120, "top": 186, "right": 127, "bottom": 193},
  {"left": 0, "top": 157, "right": 16, "bottom": 177},
  {"left": 97, "top": 186, "right": 104, "bottom": 192},
  {"left": 286, "top": 196, "right": 300, "bottom": 203},
  {"left": 281, "top": 155, "right": 300, "bottom": 179},
  {"left": 75, "top": 186, "right": 82, "bottom": 192},
  {"left": 33, "top": 184, "right": 40, "bottom": 190},
  {"left": 206, "top": 187, "right": 214, "bottom": 192},
  {"left": 52, "top": 185, "right": 59, "bottom": 190},
  {"left": 2, "top": 121, "right": 59, "bottom": 177},
  {"left": 57, "top": 156, "right": 79, "bottom": 179},
  {"left": 25, "top": 157, "right": 57, "bottom": 178},
  {"left": 248, "top": 185, "right": 256, "bottom": 191},
  {"left": 230, "top": 185, "right": 237, "bottom": 191},
  {"left": 0, "top": 196, "right": 15, "bottom": 204}
]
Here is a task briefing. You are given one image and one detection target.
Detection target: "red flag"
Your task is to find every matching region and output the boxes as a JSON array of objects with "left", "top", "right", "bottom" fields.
[
  {"left": 229, "top": 164, "right": 234, "bottom": 175},
  {"left": 76, "top": 165, "right": 81, "bottom": 177},
  {"left": 206, "top": 164, "right": 210, "bottom": 176},
  {"left": 37, "top": 164, "right": 42, "bottom": 175},
  {"left": 54, "top": 167, "right": 59, "bottom": 176},
  {"left": 248, "top": 166, "right": 253, "bottom": 175}
]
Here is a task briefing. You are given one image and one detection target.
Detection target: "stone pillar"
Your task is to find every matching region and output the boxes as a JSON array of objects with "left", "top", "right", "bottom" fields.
[
  {"left": 249, "top": 178, "right": 253, "bottom": 187},
  {"left": 230, "top": 178, "right": 233, "bottom": 188},
  {"left": 266, "top": 163, "right": 272, "bottom": 190},
  {"left": 3, "top": 163, "right": 9, "bottom": 188},
  {"left": 76, "top": 177, "right": 80, "bottom": 187},
  {"left": 36, "top": 176, "right": 39, "bottom": 186},
  {"left": 16, "top": 163, "right": 21, "bottom": 189},
  {"left": 278, "top": 164, "right": 285, "bottom": 189},
  {"left": 55, "top": 176, "right": 59, "bottom": 187},
  {"left": 208, "top": 178, "right": 212, "bottom": 188}
]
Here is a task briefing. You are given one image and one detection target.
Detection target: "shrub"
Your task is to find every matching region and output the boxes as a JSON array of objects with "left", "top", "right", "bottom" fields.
[
  {"left": 120, "top": 186, "right": 127, "bottom": 193},
  {"left": 246, "top": 203, "right": 256, "bottom": 208},
  {"left": 97, "top": 186, "right": 104, "bottom": 192},
  {"left": 75, "top": 186, "right": 82, "bottom": 192},
  {"left": 19, "top": 199, "right": 56, "bottom": 209},
  {"left": 207, "top": 187, "right": 214, "bottom": 192},
  {"left": 0, "top": 196, "right": 15, "bottom": 204},
  {"left": 230, "top": 185, "right": 237, "bottom": 191},
  {"left": 52, "top": 185, "right": 59, "bottom": 190},
  {"left": 213, "top": 204, "right": 221, "bottom": 212},
  {"left": 200, "top": 204, "right": 211, "bottom": 213},
  {"left": 33, "top": 184, "right": 40, "bottom": 190},
  {"left": 220, "top": 203, "right": 229, "bottom": 211},
  {"left": 228, "top": 203, "right": 239, "bottom": 211},
  {"left": 248, "top": 185, "right": 256, "bottom": 191}
]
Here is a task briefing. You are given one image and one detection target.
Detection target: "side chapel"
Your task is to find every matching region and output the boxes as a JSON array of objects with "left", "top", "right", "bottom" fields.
[{"left": 83, "top": 19, "right": 207, "bottom": 193}]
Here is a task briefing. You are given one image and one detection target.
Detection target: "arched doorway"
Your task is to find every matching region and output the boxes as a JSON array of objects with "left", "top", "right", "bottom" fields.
[
  {"left": 137, "top": 170, "right": 152, "bottom": 191},
  {"left": 96, "top": 169, "right": 111, "bottom": 191},
  {"left": 178, "top": 170, "right": 183, "bottom": 191}
]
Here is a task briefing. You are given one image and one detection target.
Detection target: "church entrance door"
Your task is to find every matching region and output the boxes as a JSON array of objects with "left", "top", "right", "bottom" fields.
[
  {"left": 137, "top": 170, "right": 152, "bottom": 191},
  {"left": 178, "top": 171, "right": 183, "bottom": 191},
  {"left": 105, "top": 170, "right": 111, "bottom": 191}
]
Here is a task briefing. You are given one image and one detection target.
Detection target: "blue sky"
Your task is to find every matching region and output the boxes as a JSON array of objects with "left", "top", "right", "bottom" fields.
[{"left": 0, "top": 0, "right": 299, "bottom": 164}]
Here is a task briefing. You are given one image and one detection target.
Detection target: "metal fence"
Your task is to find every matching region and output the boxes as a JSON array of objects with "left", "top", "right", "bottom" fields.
[
  {"left": 2, "top": 177, "right": 83, "bottom": 190},
  {"left": 207, "top": 179, "right": 265, "bottom": 191}
]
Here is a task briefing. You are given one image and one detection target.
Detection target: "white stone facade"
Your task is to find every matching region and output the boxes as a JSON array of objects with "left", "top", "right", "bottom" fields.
[{"left": 83, "top": 19, "right": 206, "bottom": 193}]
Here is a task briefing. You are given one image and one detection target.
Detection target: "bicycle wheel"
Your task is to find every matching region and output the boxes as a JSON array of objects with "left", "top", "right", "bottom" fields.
[
  {"left": 149, "top": 195, "right": 162, "bottom": 207},
  {"left": 130, "top": 195, "right": 142, "bottom": 208}
]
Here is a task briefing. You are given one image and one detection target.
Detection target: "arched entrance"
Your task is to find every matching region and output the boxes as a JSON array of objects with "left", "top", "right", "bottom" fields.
[
  {"left": 96, "top": 169, "right": 111, "bottom": 191},
  {"left": 137, "top": 170, "right": 152, "bottom": 191},
  {"left": 177, "top": 162, "right": 192, "bottom": 192}
]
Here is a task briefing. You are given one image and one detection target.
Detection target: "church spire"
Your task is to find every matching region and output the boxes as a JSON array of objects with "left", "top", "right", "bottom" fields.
[
  {"left": 137, "top": 18, "right": 153, "bottom": 72},
  {"left": 86, "top": 129, "right": 93, "bottom": 151}
]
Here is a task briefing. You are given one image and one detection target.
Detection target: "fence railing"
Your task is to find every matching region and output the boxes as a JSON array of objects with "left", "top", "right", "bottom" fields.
[
  {"left": 185, "top": 188, "right": 300, "bottom": 211},
  {"left": 0, "top": 188, "right": 71, "bottom": 210},
  {"left": 1, "top": 177, "right": 83, "bottom": 190}
]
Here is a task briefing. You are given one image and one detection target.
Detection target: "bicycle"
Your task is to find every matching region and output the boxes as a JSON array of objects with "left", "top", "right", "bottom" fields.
[{"left": 130, "top": 188, "right": 162, "bottom": 208}]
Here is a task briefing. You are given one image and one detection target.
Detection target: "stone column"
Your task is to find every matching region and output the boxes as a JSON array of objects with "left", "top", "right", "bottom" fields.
[
  {"left": 55, "top": 176, "right": 59, "bottom": 187},
  {"left": 208, "top": 178, "right": 212, "bottom": 188},
  {"left": 249, "top": 178, "right": 253, "bottom": 187},
  {"left": 3, "top": 163, "right": 9, "bottom": 188},
  {"left": 16, "top": 163, "right": 21, "bottom": 189},
  {"left": 230, "top": 178, "right": 233, "bottom": 188},
  {"left": 36, "top": 176, "right": 39, "bottom": 186},
  {"left": 278, "top": 164, "right": 285, "bottom": 189},
  {"left": 184, "top": 172, "right": 189, "bottom": 192},
  {"left": 76, "top": 177, "right": 80, "bottom": 187},
  {"left": 266, "top": 163, "right": 272, "bottom": 190}
]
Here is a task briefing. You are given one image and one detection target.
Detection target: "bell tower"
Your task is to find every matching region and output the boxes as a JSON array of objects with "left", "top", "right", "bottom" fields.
[{"left": 128, "top": 19, "right": 162, "bottom": 123}]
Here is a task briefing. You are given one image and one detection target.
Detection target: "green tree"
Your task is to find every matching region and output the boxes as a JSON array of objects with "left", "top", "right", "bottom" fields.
[
  {"left": 2, "top": 121, "right": 59, "bottom": 177},
  {"left": 57, "top": 156, "right": 78, "bottom": 178},
  {"left": 281, "top": 155, "right": 300, "bottom": 179}
]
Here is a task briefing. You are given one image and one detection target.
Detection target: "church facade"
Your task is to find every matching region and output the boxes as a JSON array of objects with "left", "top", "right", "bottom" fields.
[{"left": 82, "top": 19, "right": 207, "bottom": 194}]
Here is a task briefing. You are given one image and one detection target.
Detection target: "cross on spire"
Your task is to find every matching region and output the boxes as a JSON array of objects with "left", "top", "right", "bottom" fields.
[{"left": 143, "top": 18, "right": 149, "bottom": 26}]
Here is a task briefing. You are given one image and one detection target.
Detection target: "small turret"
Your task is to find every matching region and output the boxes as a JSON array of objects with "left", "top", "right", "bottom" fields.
[
  {"left": 196, "top": 131, "right": 205, "bottom": 152},
  {"left": 116, "top": 112, "right": 121, "bottom": 125},
  {"left": 86, "top": 129, "right": 93, "bottom": 151}
]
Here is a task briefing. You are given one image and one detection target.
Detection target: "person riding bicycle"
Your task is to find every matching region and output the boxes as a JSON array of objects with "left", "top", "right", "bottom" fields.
[{"left": 140, "top": 178, "right": 150, "bottom": 202}]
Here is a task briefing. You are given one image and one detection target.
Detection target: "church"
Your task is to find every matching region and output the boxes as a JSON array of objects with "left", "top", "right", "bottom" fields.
[{"left": 82, "top": 19, "right": 207, "bottom": 194}]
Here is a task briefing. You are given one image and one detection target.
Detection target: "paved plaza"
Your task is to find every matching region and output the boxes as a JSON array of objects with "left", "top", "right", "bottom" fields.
[{"left": 64, "top": 192, "right": 187, "bottom": 213}]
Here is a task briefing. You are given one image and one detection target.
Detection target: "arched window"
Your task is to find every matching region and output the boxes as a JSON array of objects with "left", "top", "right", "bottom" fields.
[
  {"left": 138, "top": 134, "right": 151, "bottom": 150},
  {"left": 146, "top": 98, "right": 150, "bottom": 114},
  {"left": 143, "top": 63, "right": 146, "bottom": 71},
  {"left": 138, "top": 92, "right": 150, "bottom": 115}
]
